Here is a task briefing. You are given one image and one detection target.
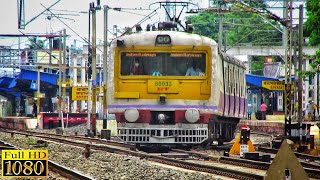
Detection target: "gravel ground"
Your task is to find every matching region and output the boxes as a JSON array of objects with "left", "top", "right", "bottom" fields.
[
  {"left": 0, "top": 167, "right": 67, "bottom": 180},
  {"left": 0, "top": 132, "right": 222, "bottom": 180},
  {"left": 37, "top": 124, "right": 89, "bottom": 136},
  {"left": 250, "top": 133, "right": 273, "bottom": 145}
]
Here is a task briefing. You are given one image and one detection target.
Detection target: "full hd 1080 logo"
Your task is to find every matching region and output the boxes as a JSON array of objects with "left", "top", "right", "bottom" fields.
[{"left": 2, "top": 150, "right": 48, "bottom": 178}]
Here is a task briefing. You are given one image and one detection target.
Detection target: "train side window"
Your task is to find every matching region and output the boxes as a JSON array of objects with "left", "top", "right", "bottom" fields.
[
  {"left": 239, "top": 70, "right": 242, "bottom": 97},
  {"left": 237, "top": 68, "right": 239, "bottom": 96},
  {"left": 224, "top": 66, "right": 228, "bottom": 93},
  {"left": 229, "top": 66, "right": 232, "bottom": 94},
  {"left": 235, "top": 68, "right": 238, "bottom": 95},
  {"left": 242, "top": 70, "right": 244, "bottom": 96}
]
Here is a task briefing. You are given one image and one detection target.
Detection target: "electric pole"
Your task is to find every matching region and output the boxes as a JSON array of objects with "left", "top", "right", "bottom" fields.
[
  {"left": 58, "top": 30, "right": 64, "bottom": 131},
  {"left": 103, "top": 5, "right": 108, "bottom": 129},
  {"left": 284, "top": 0, "right": 293, "bottom": 137},
  {"left": 87, "top": 3, "right": 91, "bottom": 136},
  {"left": 218, "top": 1, "right": 223, "bottom": 51},
  {"left": 89, "top": 1, "right": 100, "bottom": 136},
  {"left": 37, "top": 65, "right": 41, "bottom": 128},
  {"left": 62, "top": 28, "right": 67, "bottom": 113}
]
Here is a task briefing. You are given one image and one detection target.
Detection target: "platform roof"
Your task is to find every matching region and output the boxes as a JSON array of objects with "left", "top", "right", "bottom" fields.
[
  {"left": 18, "top": 69, "right": 58, "bottom": 85},
  {"left": 246, "top": 74, "right": 279, "bottom": 87}
]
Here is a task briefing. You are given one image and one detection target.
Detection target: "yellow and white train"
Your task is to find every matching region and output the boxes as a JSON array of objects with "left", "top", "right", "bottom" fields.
[{"left": 107, "top": 23, "right": 246, "bottom": 147}]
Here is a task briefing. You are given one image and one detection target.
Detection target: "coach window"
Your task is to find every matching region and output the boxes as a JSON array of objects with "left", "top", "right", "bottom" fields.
[
  {"left": 241, "top": 70, "right": 244, "bottom": 97},
  {"left": 224, "top": 66, "right": 229, "bottom": 93},
  {"left": 229, "top": 66, "right": 233, "bottom": 95},
  {"left": 237, "top": 68, "right": 240, "bottom": 96},
  {"left": 120, "top": 52, "right": 206, "bottom": 76},
  {"left": 240, "top": 70, "right": 243, "bottom": 96},
  {"left": 235, "top": 68, "right": 238, "bottom": 96}
]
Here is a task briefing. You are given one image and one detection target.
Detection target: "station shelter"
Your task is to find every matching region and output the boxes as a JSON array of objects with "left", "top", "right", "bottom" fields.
[
  {"left": 0, "top": 69, "right": 103, "bottom": 117},
  {"left": 246, "top": 74, "right": 287, "bottom": 116}
]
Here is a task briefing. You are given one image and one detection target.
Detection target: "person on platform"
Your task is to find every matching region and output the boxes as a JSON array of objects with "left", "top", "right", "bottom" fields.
[
  {"left": 247, "top": 103, "right": 252, "bottom": 120},
  {"left": 306, "top": 100, "right": 314, "bottom": 121},
  {"left": 260, "top": 102, "right": 267, "bottom": 120},
  {"left": 312, "top": 102, "right": 318, "bottom": 121},
  {"left": 32, "top": 102, "right": 37, "bottom": 117}
]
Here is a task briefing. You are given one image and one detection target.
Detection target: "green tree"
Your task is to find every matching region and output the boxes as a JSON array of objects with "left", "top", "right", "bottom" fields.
[
  {"left": 187, "top": 2, "right": 282, "bottom": 46},
  {"left": 304, "top": 0, "right": 320, "bottom": 46},
  {"left": 251, "top": 56, "right": 265, "bottom": 76},
  {"left": 302, "top": 0, "right": 320, "bottom": 76}
]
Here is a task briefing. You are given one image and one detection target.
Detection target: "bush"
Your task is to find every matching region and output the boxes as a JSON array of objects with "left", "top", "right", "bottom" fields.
[
  {"left": 26, "top": 137, "right": 36, "bottom": 145},
  {"left": 255, "top": 110, "right": 262, "bottom": 120}
]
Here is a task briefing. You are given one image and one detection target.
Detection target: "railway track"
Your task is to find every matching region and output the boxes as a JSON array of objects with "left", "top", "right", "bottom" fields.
[
  {"left": 219, "top": 156, "right": 320, "bottom": 179},
  {"left": 0, "top": 128, "right": 264, "bottom": 180},
  {"left": 209, "top": 131, "right": 275, "bottom": 152},
  {"left": 2, "top": 128, "right": 319, "bottom": 179},
  {"left": 0, "top": 139, "right": 94, "bottom": 180},
  {"left": 174, "top": 147, "right": 320, "bottom": 179},
  {"left": 258, "top": 147, "right": 320, "bottom": 162}
]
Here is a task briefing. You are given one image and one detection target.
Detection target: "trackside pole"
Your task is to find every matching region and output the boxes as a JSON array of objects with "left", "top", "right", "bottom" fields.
[{"left": 87, "top": 79, "right": 92, "bottom": 136}]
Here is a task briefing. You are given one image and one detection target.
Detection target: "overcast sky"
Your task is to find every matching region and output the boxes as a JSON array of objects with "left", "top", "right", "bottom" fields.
[
  {"left": 0, "top": 0, "right": 208, "bottom": 48},
  {"left": 0, "top": 0, "right": 305, "bottom": 48}
]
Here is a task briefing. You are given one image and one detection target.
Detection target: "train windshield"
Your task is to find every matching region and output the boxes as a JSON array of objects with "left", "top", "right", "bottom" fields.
[{"left": 120, "top": 52, "right": 206, "bottom": 76}]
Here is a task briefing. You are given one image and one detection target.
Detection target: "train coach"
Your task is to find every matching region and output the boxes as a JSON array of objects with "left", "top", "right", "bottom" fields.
[{"left": 107, "top": 22, "right": 246, "bottom": 147}]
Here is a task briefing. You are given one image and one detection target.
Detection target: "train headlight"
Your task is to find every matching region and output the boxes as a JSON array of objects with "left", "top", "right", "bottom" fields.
[
  {"left": 185, "top": 108, "right": 199, "bottom": 123},
  {"left": 124, "top": 108, "right": 139, "bottom": 122}
]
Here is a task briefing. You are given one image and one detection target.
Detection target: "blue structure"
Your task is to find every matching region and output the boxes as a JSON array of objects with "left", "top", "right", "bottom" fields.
[
  {"left": 246, "top": 74, "right": 278, "bottom": 87},
  {"left": 245, "top": 74, "right": 284, "bottom": 116}
]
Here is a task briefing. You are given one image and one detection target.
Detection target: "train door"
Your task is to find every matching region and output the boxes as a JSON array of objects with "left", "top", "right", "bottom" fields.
[
  {"left": 242, "top": 69, "right": 245, "bottom": 116},
  {"left": 229, "top": 65, "right": 235, "bottom": 116},
  {"left": 219, "top": 56, "right": 225, "bottom": 114},
  {"left": 241, "top": 69, "right": 245, "bottom": 117},
  {"left": 235, "top": 67, "right": 239, "bottom": 117},
  {"left": 226, "top": 65, "right": 231, "bottom": 116},
  {"left": 224, "top": 64, "right": 229, "bottom": 116}
]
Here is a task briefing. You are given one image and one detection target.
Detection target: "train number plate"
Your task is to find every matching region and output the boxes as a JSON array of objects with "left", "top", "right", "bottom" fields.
[{"left": 148, "top": 80, "right": 179, "bottom": 93}]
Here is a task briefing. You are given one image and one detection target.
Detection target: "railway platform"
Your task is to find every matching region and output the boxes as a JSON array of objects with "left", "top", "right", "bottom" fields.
[
  {"left": 0, "top": 116, "right": 118, "bottom": 136},
  {"left": 238, "top": 119, "right": 284, "bottom": 134},
  {"left": 239, "top": 117, "right": 320, "bottom": 135},
  {"left": 0, "top": 116, "right": 37, "bottom": 130}
]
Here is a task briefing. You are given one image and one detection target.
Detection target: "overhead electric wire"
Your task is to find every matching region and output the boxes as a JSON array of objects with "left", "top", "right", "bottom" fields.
[
  {"left": 226, "top": 28, "right": 258, "bottom": 51},
  {"left": 117, "top": 9, "right": 150, "bottom": 17},
  {"left": 40, "top": 4, "right": 88, "bottom": 44},
  {"left": 50, "top": 8, "right": 88, "bottom": 14},
  {"left": 18, "top": 30, "right": 59, "bottom": 62},
  {"left": 40, "top": 3, "right": 104, "bottom": 54},
  {"left": 120, "top": 7, "right": 160, "bottom": 36}
]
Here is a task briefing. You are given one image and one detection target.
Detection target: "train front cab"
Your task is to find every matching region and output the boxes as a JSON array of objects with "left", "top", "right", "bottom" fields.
[{"left": 113, "top": 44, "right": 213, "bottom": 146}]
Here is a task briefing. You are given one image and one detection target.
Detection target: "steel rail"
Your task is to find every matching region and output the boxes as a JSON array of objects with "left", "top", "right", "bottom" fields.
[
  {"left": 0, "top": 139, "right": 94, "bottom": 180},
  {"left": 0, "top": 129, "right": 264, "bottom": 180}
]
